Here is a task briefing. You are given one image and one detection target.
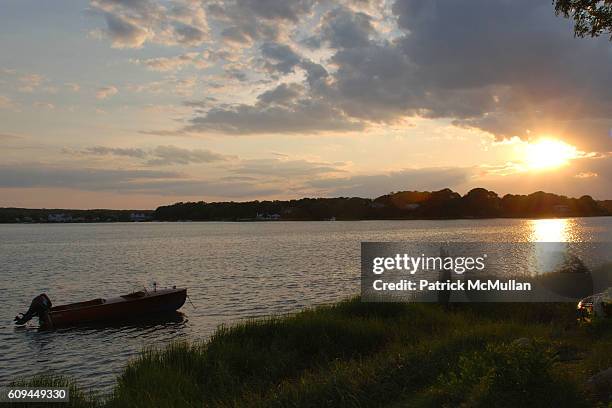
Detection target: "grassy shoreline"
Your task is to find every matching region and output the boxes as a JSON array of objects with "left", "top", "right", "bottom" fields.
[{"left": 11, "top": 298, "right": 612, "bottom": 407}]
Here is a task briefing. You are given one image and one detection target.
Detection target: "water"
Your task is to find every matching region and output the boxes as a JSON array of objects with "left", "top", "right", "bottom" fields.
[{"left": 1, "top": 218, "right": 611, "bottom": 393}]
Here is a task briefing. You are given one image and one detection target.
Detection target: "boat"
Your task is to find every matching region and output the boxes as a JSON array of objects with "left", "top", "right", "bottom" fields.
[{"left": 14, "top": 286, "right": 187, "bottom": 329}]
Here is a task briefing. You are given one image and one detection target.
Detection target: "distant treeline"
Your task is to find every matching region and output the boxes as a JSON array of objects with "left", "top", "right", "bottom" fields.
[
  {"left": 0, "top": 208, "right": 153, "bottom": 223},
  {"left": 2, "top": 188, "right": 611, "bottom": 223},
  {"left": 154, "top": 188, "right": 612, "bottom": 221}
]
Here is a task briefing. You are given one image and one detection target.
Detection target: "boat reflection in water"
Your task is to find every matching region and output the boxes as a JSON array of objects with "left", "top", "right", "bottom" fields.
[{"left": 53, "top": 310, "right": 188, "bottom": 333}]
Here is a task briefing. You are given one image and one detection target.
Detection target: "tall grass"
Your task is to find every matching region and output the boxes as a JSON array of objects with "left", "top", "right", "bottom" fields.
[{"left": 12, "top": 298, "right": 611, "bottom": 407}]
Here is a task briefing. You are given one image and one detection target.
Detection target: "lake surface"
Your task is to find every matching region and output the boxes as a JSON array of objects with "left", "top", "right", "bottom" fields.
[{"left": 1, "top": 218, "right": 611, "bottom": 393}]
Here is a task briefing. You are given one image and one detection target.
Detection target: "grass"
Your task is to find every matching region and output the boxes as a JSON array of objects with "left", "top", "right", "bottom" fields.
[{"left": 11, "top": 299, "right": 612, "bottom": 407}]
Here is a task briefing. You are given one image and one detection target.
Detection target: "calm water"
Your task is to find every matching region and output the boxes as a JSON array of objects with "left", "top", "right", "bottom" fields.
[{"left": 1, "top": 218, "right": 611, "bottom": 392}]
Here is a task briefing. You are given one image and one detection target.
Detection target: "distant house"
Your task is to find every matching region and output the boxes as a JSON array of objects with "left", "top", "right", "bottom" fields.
[
  {"left": 130, "top": 213, "right": 149, "bottom": 222},
  {"left": 405, "top": 203, "right": 420, "bottom": 210},
  {"left": 48, "top": 213, "right": 72, "bottom": 222}
]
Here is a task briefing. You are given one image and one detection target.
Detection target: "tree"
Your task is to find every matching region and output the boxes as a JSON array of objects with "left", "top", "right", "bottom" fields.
[{"left": 554, "top": 0, "right": 612, "bottom": 39}]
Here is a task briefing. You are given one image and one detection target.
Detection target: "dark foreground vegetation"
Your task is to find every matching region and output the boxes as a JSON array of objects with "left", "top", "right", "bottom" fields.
[{"left": 11, "top": 298, "right": 612, "bottom": 407}]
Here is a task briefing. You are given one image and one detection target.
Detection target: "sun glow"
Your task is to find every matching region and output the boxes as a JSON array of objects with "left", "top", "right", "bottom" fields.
[{"left": 523, "top": 139, "right": 579, "bottom": 170}]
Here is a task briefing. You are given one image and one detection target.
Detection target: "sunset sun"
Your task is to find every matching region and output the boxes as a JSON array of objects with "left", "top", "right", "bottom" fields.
[{"left": 523, "top": 139, "right": 579, "bottom": 170}]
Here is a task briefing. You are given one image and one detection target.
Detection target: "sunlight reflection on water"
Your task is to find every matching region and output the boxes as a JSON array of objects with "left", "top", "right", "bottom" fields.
[{"left": 530, "top": 218, "right": 580, "bottom": 242}]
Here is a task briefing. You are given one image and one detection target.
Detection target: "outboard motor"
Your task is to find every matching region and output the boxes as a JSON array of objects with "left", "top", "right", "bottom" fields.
[{"left": 14, "top": 293, "right": 52, "bottom": 326}]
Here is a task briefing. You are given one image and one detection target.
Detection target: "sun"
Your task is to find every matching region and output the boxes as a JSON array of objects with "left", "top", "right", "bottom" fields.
[{"left": 523, "top": 139, "right": 579, "bottom": 170}]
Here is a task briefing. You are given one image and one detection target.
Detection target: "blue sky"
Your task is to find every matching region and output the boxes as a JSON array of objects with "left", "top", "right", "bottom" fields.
[{"left": 1, "top": 0, "right": 611, "bottom": 208}]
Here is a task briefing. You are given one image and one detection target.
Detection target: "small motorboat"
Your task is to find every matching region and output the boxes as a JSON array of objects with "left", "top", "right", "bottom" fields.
[{"left": 14, "top": 286, "right": 187, "bottom": 329}]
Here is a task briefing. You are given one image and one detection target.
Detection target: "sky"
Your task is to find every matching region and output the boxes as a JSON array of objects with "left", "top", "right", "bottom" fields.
[{"left": 0, "top": 0, "right": 611, "bottom": 209}]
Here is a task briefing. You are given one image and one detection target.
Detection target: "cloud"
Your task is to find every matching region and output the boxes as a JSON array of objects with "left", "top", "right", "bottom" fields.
[
  {"left": 127, "top": 76, "right": 197, "bottom": 96},
  {"left": 102, "top": 12, "right": 149, "bottom": 48},
  {"left": 90, "top": 0, "right": 209, "bottom": 48},
  {"left": 0, "top": 133, "right": 23, "bottom": 141},
  {"left": 0, "top": 163, "right": 179, "bottom": 190},
  {"left": 186, "top": 99, "right": 363, "bottom": 134},
  {"left": 65, "top": 83, "right": 81, "bottom": 92},
  {"left": 260, "top": 42, "right": 302, "bottom": 74},
  {"left": 387, "top": 0, "right": 612, "bottom": 147},
  {"left": 83, "top": 0, "right": 610, "bottom": 154},
  {"left": 182, "top": 97, "right": 218, "bottom": 109},
  {"left": 73, "top": 145, "right": 232, "bottom": 165},
  {"left": 131, "top": 52, "right": 210, "bottom": 71},
  {"left": 147, "top": 145, "right": 233, "bottom": 165},
  {"left": 18, "top": 74, "right": 45, "bottom": 92},
  {"left": 208, "top": 0, "right": 317, "bottom": 46},
  {"left": 0, "top": 163, "right": 281, "bottom": 197},
  {"left": 0, "top": 95, "right": 14, "bottom": 109},
  {"left": 81, "top": 146, "right": 148, "bottom": 158},
  {"left": 33, "top": 102, "right": 55, "bottom": 110},
  {"left": 319, "top": 6, "right": 375, "bottom": 49},
  {"left": 95, "top": 86, "right": 119, "bottom": 99},
  {"left": 236, "top": 0, "right": 317, "bottom": 22},
  {"left": 257, "top": 83, "right": 303, "bottom": 106},
  {"left": 165, "top": 0, "right": 611, "bottom": 151}
]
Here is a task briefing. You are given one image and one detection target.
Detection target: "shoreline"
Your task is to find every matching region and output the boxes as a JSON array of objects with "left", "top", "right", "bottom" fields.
[{"left": 3, "top": 214, "right": 612, "bottom": 225}]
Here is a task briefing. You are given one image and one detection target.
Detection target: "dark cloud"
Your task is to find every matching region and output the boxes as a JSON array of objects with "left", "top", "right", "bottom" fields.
[
  {"left": 320, "top": 6, "right": 374, "bottom": 49},
  {"left": 182, "top": 97, "right": 218, "bottom": 109},
  {"left": 224, "top": 67, "right": 248, "bottom": 81},
  {"left": 91, "top": 0, "right": 209, "bottom": 48},
  {"left": 385, "top": 0, "right": 611, "bottom": 149},
  {"left": 103, "top": 12, "right": 148, "bottom": 48},
  {"left": 172, "top": 22, "right": 207, "bottom": 46},
  {"left": 208, "top": 0, "right": 317, "bottom": 45},
  {"left": 257, "top": 83, "right": 303, "bottom": 105},
  {"left": 260, "top": 42, "right": 302, "bottom": 74},
  {"left": 186, "top": 99, "right": 362, "bottom": 134}
]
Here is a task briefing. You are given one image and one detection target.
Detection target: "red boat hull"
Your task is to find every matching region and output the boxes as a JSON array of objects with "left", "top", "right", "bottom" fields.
[{"left": 47, "top": 288, "right": 187, "bottom": 328}]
